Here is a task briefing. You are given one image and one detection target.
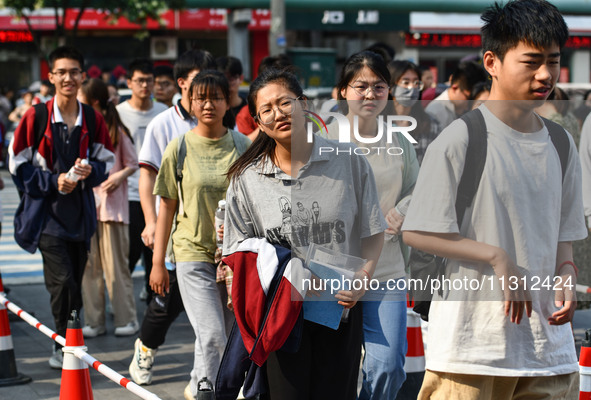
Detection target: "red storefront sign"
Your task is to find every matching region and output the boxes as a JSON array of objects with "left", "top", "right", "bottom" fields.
[
  {"left": 249, "top": 9, "right": 271, "bottom": 31},
  {"left": 0, "top": 9, "right": 270, "bottom": 31},
  {"left": 566, "top": 36, "right": 591, "bottom": 49},
  {"left": 177, "top": 8, "right": 227, "bottom": 31},
  {"left": 64, "top": 9, "right": 175, "bottom": 30},
  {"left": 0, "top": 30, "right": 33, "bottom": 42},
  {"left": 406, "top": 32, "right": 591, "bottom": 50},
  {"left": 405, "top": 33, "right": 482, "bottom": 48}
]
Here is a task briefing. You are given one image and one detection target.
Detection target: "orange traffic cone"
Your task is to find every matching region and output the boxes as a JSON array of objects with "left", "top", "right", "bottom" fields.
[
  {"left": 580, "top": 329, "right": 591, "bottom": 400},
  {"left": 396, "top": 297, "right": 425, "bottom": 400},
  {"left": 59, "top": 310, "right": 93, "bottom": 400},
  {"left": 404, "top": 298, "right": 425, "bottom": 374},
  {"left": 0, "top": 272, "right": 31, "bottom": 386}
]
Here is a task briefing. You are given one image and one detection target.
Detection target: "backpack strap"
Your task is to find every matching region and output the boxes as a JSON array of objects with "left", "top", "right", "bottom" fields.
[
  {"left": 175, "top": 132, "right": 188, "bottom": 216},
  {"left": 230, "top": 129, "right": 249, "bottom": 156},
  {"left": 32, "top": 103, "right": 48, "bottom": 155},
  {"left": 176, "top": 132, "right": 187, "bottom": 183},
  {"left": 176, "top": 129, "right": 248, "bottom": 183},
  {"left": 174, "top": 130, "right": 247, "bottom": 214},
  {"left": 457, "top": 108, "right": 488, "bottom": 227},
  {"left": 540, "top": 116, "right": 569, "bottom": 183}
]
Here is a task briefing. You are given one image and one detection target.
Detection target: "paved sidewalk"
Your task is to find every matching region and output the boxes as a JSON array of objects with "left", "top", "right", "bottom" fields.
[{"left": 0, "top": 278, "right": 193, "bottom": 400}]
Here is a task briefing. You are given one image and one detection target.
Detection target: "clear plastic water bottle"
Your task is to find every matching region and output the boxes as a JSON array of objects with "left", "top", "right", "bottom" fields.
[
  {"left": 214, "top": 199, "right": 226, "bottom": 247},
  {"left": 59, "top": 159, "right": 88, "bottom": 194}
]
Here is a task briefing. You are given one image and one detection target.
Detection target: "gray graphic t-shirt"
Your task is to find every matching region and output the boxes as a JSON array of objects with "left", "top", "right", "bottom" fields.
[{"left": 223, "top": 135, "right": 386, "bottom": 259}]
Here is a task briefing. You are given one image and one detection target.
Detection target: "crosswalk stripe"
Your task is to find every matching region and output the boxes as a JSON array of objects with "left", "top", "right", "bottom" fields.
[{"left": 1, "top": 170, "right": 43, "bottom": 285}]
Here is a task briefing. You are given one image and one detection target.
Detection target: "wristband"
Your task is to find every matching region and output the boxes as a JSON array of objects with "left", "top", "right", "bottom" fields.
[
  {"left": 558, "top": 260, "right": 578, "bottom": 277},
  {"left": 360, "top": 269, "right": 371, "bottom": 280}
]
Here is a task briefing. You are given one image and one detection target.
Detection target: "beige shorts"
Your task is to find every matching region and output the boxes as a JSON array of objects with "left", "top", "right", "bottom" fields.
[{"left": 418, "top": 369, "right": 578, "bottom": 400}]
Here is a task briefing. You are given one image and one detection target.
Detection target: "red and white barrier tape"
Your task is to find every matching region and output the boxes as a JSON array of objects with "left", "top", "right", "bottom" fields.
[{"left": 0, "top": 293, "right": 162, "bottom": 400}]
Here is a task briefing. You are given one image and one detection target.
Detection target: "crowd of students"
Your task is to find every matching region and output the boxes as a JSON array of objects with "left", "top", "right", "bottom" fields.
[{"left": 4, "top": 0, "right": 591, "bottom": 399}]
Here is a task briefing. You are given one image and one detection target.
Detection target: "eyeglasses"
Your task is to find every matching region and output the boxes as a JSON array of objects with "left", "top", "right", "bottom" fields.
[
  {"left": 256, "top": 97, "right": 299, "bottom": 125},
  {"left": 348, "top": 83, "right": 389, "bottom": 97},
  {"left": 191, "top": 97, "right": 226, "bottom": 107},
  {"left": 51, "top": 68, "right": 82, "bottom": 80},
  {"left": 397, "top": 79, "right": 425, "bottom": 91},
  {"left": 131, "top": 78, "right": 154, "bottom": 86},
  {"left": 155, "top": 80, "right": 173, "bottom": 88}
]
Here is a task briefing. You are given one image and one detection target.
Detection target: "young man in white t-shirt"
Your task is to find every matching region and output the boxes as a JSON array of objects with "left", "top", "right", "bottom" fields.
[
  {"left": 112, "top": 59, "right": 167, "bottom": 337},
  {"left": 402, "top": 1, "right": 586, "bottom": 398}
]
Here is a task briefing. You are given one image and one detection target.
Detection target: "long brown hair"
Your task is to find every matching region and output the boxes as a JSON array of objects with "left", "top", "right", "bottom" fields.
[
  {"left": 80, "top": 78, "right": 132, "bottom": 148},
  {"left": 227, "top": 68, "right": 303, "bottom": 181}
]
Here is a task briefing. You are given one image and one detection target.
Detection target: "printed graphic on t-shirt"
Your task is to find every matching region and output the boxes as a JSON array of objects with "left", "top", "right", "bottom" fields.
[{"left": 265, "top": 196, "right": 346, "bottom": 249}]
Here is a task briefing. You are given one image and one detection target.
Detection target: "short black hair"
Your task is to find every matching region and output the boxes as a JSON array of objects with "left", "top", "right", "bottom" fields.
[
  {"left": 174, "top": 49, "right": 216, "bottom": 81},
  {"left": 189, "top": 69, "right": 230, "bottom": 104},
  {"left": 216, "top": 56, "right": 243, "bottom": 77},
  {"left": 127, "top": 59, "right": 154, "bottom": 79},
  {"left": 336, "top": 51, "right": 390, "bottom": 101},
  {"left": 365, "top": 42, "right": 396, "bottom": 63},
  {"left": 48, "top": 46, "right": 84, "bottom": 71},
  {"left": 451, "top": 61, "right": 488, "bottom": 92},
  {"left": 388, "top": 60, "right": 421, "bottom": 88},
  {"left": 257, "top": 54, "right": 293, "bottom": 76},
  {"left": 154, "top": 65, "right": 174, "bottom": 80},
  {"left": 470, "top": 80, "right": 492, "bottom": 101},
  {"left": 481, "top": 0, "right": 569, "bottom": 61}
]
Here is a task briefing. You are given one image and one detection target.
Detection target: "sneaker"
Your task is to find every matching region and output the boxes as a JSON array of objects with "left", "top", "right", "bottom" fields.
[
  {"left": 139, "top": 286, "right": 148, "bottom": 301},
  {"left": 129, "top": 338, "right": 157, "bottom": 385},
  {"left": 114, "top": 320, "right": 139, "bottom": 336},
  {"left": 82, "top": 325, "right": 106, "bottom": 338},
  {"left": 48, "top": 347, "right": 63, "bottom": 369},
  {"left": 184, "top": 383, "right": 196, "bottom": 400}
]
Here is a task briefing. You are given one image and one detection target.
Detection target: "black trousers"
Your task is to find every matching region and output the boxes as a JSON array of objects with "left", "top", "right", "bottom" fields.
[
  {"left": 38, "top": 234, "right": 87, "bottom": 339},
  {"left": 128, "top": 201, "right": 153, "bottom": 300},
  {"left": 139, "top": 269, "right": 185, "bottom": 349},
  {"left": 266, "top": 305, "right": 363, "bottom": 400}
]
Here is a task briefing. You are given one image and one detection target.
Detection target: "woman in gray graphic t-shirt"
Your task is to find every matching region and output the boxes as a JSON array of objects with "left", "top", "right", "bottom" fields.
[{"left": 224, "top": 68, "right": 386, "bottom": 400}]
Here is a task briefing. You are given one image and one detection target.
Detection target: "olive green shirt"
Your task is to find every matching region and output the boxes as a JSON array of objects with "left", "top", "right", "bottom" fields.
[{"left": 154, "top": 129, "right": 249, "bottom": 263}]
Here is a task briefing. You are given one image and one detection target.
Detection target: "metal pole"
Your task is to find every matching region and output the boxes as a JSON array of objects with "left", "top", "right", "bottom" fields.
[
  {"left": 269, "top": 0, "right": 286, "bottom": 55},
  {"left": 227, "top": 9, "right": 252, "bottom": 80}
]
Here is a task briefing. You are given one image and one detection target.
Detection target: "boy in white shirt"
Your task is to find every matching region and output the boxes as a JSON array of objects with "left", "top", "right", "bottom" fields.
[{"left": 402, "top": 1, "right": 586, "bottom": 398}]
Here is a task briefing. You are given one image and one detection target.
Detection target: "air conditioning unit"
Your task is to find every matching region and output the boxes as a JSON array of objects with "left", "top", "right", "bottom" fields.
[{"left": 150, "top": 37, "right": 177, "bottom": 60}]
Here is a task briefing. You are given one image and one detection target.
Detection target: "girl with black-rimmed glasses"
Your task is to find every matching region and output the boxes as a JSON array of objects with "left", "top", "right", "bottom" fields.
[
  {"left": 330, "top": 51, "right": 420, "bottom": 400},
  {"left": 223, "top": 68, "right": 385, "bottom": 399}
]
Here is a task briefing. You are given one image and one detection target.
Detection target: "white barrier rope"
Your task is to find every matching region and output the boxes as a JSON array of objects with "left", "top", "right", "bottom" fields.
[{"left": 0, "top": 293, "right": 162, "bottom": 400}]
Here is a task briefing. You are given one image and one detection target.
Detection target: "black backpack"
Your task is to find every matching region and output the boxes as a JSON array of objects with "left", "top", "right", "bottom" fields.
[
  {"left": 409, "top": 108, "right": 570, "bottom": 321},
  {"left": 31, "top": 102, "right": 96, "bottom": 155}
]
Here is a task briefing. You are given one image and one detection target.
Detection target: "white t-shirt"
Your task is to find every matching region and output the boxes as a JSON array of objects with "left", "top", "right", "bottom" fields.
[
  {"left": 116, "top": 100, "right": 167, "bottom": 202},
  {"left": 326, "top": 121, "right": 419, "bottom": 281},
  {"left": 425, "top": 89, "right": 456, "bottom": 132},
  {"left": 402, "top": 104, "right": 587, "bottom": 376},
  {"left": 138, "top": 102, "right": 197, "bottom": 172}
]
